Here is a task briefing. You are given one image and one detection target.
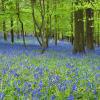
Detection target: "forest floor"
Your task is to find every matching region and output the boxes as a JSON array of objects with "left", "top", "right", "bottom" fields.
[{"left": 0, "top": 36, "right": 100, "bottom": 100}]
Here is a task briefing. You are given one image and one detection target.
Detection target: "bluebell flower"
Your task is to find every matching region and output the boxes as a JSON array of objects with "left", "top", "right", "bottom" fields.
[
  {"left": 93, "top": 89, "right": 97, "bottom": 94},
  {"left": 2, "top": 69, "right": 7, "bottom": 75},
  {"left": 72, "top": 84, "right": 77, "bottom": 91},
  {"left": 95, "top": 73, "right": 100, "bottom": 79},
  {"left": 10, "top": 70, "right": 16, "bottom": 74},
  {"left": 16, "top": 87, "right": 20, "bottom": 92},
  {"left": 32, "top": 88, "right": 41, "bottom": 97},
  {"left": 0, "top": 93, "right": 5, "bottom": 99},
  {"left": 51, "top": 95, "right": 56, "bottom": 100},
  {"left": 35, "top": 67, "right": 40, "bottom": 71},
  {"left": 66, "top": 63, "right": 74, "bottom": 69},
  {"left": 38, "top": 80, "right": 43, "bottom": 88},
  {"left": 34, "top": 82, "right": 37, "bottom": 85},
  {"left": 58, "top": 83, "right": 67, "bottom": 92},
  {"left": 24, "top": 82, "right": 28, "bottom": 87},
  {"left": 14, "top": 73, "right": 19, "bottom": 77},
  {"left": 28, "top": 83, "right": 32, "bottom": 87},
  {"left": 18, "top": 80, "right": 21, "bottom": 85},
  {"left": 24, "top": 93, "right": 28, "bottom": 97},
  {"left": 10, "top": 70, "right": 19, "bottom": 77},
  {"left": 39, "top": 70, "right": 43, "bottom": 76},
  {"left": 96, "top": 66, "right": 100, "bottom": 70},
  {"left": 34, "top": 74, "right": 39, "bottom": 79},
  {"left": 49, "top": 75, "right": 60, "bottom": 86},
  {"left": 67, "top": 95, "right": 74, "bottom": 100},
  {"left": 32, "top": 89, "right": 37, "bottom": 96}
]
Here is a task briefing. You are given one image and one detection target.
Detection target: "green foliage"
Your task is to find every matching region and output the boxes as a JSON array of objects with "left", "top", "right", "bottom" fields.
[{"left": 0, "top": 0, "right": 100, "bottom": 36}]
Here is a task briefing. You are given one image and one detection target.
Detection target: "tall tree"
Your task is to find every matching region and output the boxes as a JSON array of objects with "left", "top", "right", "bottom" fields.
[
  {"left": 16, "top": 0, "right": 26, "bottom": 46},
  {"left": 30, "top": 0, "right": 49, "bottom": 53},
  {"left": 54, "top": 0, "right": 58, "bottom": 45},
  {"left": 73, "top": 0, "right": 85, "bottom": 53},
  {"left": 10, "top": 16, "right": 14, "bottom": 43},
  {"left": 1, "top": 0, "right": 7, "bottom": 40},
  {"left": 85, "top": 0, "right": 94, "bottom": 50},
  {"left": 73, "top": 9, "right": 85, "bottom": 53},
  {"left": 96, "top": 10, "right": 100, "bottom": 47}
]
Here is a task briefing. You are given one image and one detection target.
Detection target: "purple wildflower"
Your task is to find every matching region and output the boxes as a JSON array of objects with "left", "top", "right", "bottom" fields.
[
  {"left": 51, "top": 95, "right": 56, "bottom": 100},
  {"left": 38, "top": 80, "right": 43, "bottom": 88},
  {"left": 72, "top": 84, "right": 77, "bottom": 91},
  {"left": 0, "top": 93, "right": 5, "bottom": 99},
  {"left": 67, "top": 95, "right": 74, "bottom": 100},
  {"left": 34, "top": 74, "right": 39, "bottom": 79},
  {"left": 66, "top": 63, "right": 74, "bottom": 69}
]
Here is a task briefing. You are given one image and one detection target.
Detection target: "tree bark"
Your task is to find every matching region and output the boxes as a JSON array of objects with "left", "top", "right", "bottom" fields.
[
  {"left": 73, "top": 9, "right": 85, "bottom": 53},
  {"left": 1, "top": 0, "right": 7, "bottom": 40},
  {"left": 86, "top": 8, "right": 94, "bottom": 50},
  {"left": 11, "top": 17, "right": 14, "bottom": 43},
  {"left": 16, "top": 0, "right": 26, "bottom": 46},
  {"left": 97, "top": 10, "right": 100, "bottom": 46}
]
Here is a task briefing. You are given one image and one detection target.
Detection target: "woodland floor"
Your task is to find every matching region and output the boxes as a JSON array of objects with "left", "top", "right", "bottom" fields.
[{"left": 0, "top": 36, "right": 100, "bottom": 100}]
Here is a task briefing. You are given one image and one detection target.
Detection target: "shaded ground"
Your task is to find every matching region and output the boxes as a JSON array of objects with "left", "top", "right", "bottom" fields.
[{"left": 0, "top": 36, "right": 100, "bottom": 58}]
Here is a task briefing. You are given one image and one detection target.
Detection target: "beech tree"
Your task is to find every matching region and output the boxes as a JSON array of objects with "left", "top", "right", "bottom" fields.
[
  {"left": 85, "top": 0, "right": 94, "bottom": 50},
  {"left": 0, "top": 0, "right": 99, "bottom": 53}
]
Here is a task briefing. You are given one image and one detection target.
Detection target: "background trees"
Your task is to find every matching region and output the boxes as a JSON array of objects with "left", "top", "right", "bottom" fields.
[{"left": 0, "top": 0, "right": 100, "bottom": 53}]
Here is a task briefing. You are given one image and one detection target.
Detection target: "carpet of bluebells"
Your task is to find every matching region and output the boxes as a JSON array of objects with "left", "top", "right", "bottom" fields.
[{"left": 0, "top": 36, "right": 100, "bottom": 100}]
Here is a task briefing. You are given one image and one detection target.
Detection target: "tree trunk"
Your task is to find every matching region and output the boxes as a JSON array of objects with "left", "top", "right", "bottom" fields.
[
  {"left": 54, "top": 15, "right": 57, "bottom": 45},
  {"left": 1, "top": 0, "right": 7, "bottom": 41},
  {"left": 86, "top": 8, "right": 94, "bottom": 50},
  {"left": 71, "top": 2, "right": 74, "bottom": 45},
  {"left": 97, "top": 10, "right": 100, "bottom": 46},
  {"left": 16, "top": 0, "right": 26, "bottom": 46},
  {"left": 11, "top": 17, "right": 14, "bottom": 43},
  {"left": 73, "top": 9, "right": 85, "bottom": 53},
  {"left": 17, "top": 17, "right": 20, "bottom": 39},
  {"left": 3, "top": 20, "right": 7, "bottom": 41},
  {"left": 45, "top": 0, "right": 50, "bottom": 48}
]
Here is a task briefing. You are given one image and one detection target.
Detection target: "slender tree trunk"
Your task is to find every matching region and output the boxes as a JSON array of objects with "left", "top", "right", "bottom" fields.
[
  {"left": 11, "top": 17, "right": 14, "bottom": 43},
  {"left": 30, "top": 0, "right": 42, "bottom": 47},
  {"left": 1, "top": 0, "right": 7, "bottom": 40},
  {"left": 3, "top": 20, "right": 7, "bottom": 41},
  {"left": 16, "top": 0, "right": 26, "bottom": 46},
  {"left": 20, "top": 20, "right": 26, "bottom": 46},
  {"left": 54, "top": 1, "right": 57, "bottom": 45},
  {"left": 73, "top": 9, "right": 85, "bottom": 53},
  {"left": 17, "top": 17, "right": 20, "bottom": 39},
  {"left": 86, "top": 8, "right": 94, "bottom": 50},
  {"left": 30, "top": 0, "right": 48, "bottom": 53},
  {"left": 46, "top": 0, "right": 50, "bottom": 48},
  {"left": 71, "top": 2, "right": 74, "bottom": 45},
  {"left": 54, "top": 15, "right": 57, "bottom": 45},
  {"left": 49, "top": 14, "right": 52, "bottom": 38},
  {"left": 97, "top": 10, "right": 100, "bottom": 46}
]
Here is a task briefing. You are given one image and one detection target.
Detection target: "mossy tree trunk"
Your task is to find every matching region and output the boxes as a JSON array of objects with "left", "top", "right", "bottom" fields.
[{"left": 73, "top": 9, "right": 85, "bottom": 53}]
